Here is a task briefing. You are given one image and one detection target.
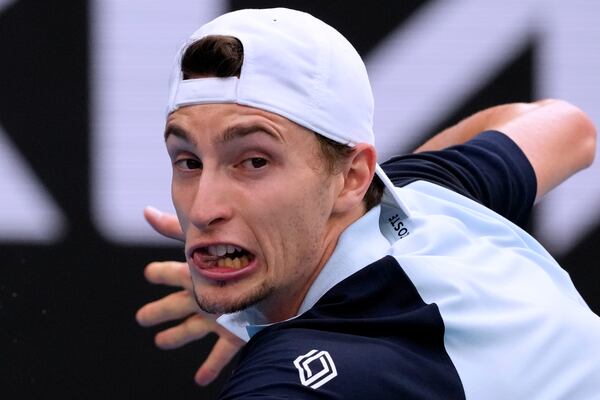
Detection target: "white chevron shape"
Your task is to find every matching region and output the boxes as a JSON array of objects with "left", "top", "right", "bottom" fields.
[{"left": 0, "top": 124, "right": 65, "bottom": 242}]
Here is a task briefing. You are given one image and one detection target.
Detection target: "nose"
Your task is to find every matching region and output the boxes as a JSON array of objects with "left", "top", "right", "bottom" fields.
[{"left": 187, "top": 171, "right": 234, "bottom": 230}]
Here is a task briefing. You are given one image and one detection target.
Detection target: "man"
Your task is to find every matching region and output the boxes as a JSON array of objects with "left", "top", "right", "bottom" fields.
[{"left": 136, "top": 8, "right": 599, "bottom": 399}]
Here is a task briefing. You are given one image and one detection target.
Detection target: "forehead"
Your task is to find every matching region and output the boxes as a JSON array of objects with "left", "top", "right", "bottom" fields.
[{"left": 165, "top": 103, "right": 319, "bottom": 149}]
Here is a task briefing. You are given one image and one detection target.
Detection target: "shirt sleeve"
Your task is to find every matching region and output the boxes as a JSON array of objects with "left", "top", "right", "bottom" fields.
[{"left": 380, "top": 130, "right": 537, "bottom": 227}]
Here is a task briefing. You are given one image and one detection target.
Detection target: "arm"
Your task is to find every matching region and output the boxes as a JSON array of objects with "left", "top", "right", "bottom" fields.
[{"left": 414, "top": 99, "right": 597, "bottom": 202}]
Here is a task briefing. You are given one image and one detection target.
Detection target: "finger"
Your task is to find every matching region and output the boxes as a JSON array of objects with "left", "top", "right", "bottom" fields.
[
  {"left": 195, "top": 334, "right": 245, "bottom": 386},
  {"left": 144, "top": 261, "right": 192, "bottom": 290},
  {"left": 144, "top": 206, "right": 184, "bottom": 241},
  {"left": 154, "top": 314, "right": 215, "bottom": 350},
  {"left": 136, "top": 290, "right": 198, "bottom": 327}
]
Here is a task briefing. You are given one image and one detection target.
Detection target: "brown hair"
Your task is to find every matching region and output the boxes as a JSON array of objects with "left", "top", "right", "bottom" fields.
[
  {"left": 182, "top": 35, "right": 244, "bottom": 79},
  {"left": 181, "top": 35, "right": 384, "bottom": 210},
  {"left": 315, "top": 135, "right": 384, "bottom": 211}
]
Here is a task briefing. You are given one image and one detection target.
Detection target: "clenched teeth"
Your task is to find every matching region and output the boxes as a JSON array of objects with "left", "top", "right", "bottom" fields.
[
  {"left": 195, "top": 245, "right": 252, "bottom": 270},
  {"left": 217, "top": 255, "right": 249, "bottom": 269},
  {"left": 207, "top": 244, "right": 242, "bottom": 257}
]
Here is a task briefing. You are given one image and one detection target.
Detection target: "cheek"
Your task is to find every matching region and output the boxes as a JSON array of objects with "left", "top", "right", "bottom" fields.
[
  {"left": 268, "top": 201, "right": 330, "bottom": 284},
  {"left": 277, "top": 184, "right": 333, "bottom": 253},
  {"left": 249, "top": 187, "right": 322, "bottom": 252},
  {"left": 171, "top": 180, "right": 196, "bottom": 229}
]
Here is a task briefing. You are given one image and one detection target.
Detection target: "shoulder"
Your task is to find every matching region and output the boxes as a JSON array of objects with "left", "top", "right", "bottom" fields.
[
  {"left": 381, "top": 130, "right": 534, "bottom": 193},
  {"left": 218, "top": 257, "right": 466, "bottom": 399},
  {"left": 220, "top": 325, "right": 465, "bottom": 400},
  {"left": 382, "top": 130, "right": 536, "bottom": 226}
]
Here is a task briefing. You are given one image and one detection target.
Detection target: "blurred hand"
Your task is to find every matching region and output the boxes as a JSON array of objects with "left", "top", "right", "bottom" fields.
[
  {"left": 143, "top": 206, "right": 184, "bottom": 241},
  {"left": 136, "top": 207, "right": 245, "bottom": 385}
]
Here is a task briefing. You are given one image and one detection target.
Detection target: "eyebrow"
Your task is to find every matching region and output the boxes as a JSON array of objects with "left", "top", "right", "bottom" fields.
[
  {"left": 164, "top": 125, "right": 195, "bottom": 145},
  {"left": 216, "top": 124, "right": 281, "bottom": 146},
  {"left": 164, "top": 123, "right": 281, "bottom": 146}
]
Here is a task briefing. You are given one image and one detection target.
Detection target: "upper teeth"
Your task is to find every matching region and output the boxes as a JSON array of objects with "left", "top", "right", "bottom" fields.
[{"left": 207, "top": 244, "right": 242, "bottom": 256}]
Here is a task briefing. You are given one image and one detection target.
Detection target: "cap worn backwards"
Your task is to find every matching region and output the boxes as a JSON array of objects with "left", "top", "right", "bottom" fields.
[
  {"left": 166, "top": 7, "right": 374, "bottom": 147},
  {"left": 166, "top": 7, "right": 411, "bottom": 235}
]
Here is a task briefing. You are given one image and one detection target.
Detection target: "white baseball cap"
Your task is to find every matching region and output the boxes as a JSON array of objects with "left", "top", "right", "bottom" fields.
[{"left": 166, "top": 8, "right": 411, "bottom": 235}]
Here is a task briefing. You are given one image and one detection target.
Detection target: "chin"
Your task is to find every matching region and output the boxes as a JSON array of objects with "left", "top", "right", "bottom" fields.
[{"left": 192, "top": 280, "right": 274, "bottom": 315}]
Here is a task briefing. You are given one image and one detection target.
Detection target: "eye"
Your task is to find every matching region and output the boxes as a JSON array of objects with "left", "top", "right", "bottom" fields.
[
  {"left": 174, "top": 158, "right": 202, "bottom": 170},
  {"left": 241, "top": 157, "right": 268, "bottom": 169}
]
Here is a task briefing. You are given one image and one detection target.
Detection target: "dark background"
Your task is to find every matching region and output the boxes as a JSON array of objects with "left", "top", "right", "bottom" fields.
[{"left": 1, "top": 1, "right": 599, "bottom": 398}]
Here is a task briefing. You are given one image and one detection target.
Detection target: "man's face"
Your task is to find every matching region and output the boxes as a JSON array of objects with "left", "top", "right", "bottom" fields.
[{"left": 165, "top": 104, "right": 342, "bottom": 320}]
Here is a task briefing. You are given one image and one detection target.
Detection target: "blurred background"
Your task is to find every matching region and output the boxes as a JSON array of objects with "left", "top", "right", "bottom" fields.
[{"left": 2, "top": 0, "right": 599, "bottom": 398}]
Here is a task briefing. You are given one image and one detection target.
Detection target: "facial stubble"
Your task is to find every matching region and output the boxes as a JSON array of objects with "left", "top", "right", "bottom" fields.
[{"left": 191, "top": 278, "right": 275, "bottom": 315}]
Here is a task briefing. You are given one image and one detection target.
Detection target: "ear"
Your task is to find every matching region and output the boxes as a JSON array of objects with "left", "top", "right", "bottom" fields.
[{"left": 332, "top": 143, "right": 377, "bottom": 214}]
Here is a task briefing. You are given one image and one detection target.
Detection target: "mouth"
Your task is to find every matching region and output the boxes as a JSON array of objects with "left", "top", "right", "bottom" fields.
[{"left": 191, "top": 243, "right": 256, "bottom": 272}]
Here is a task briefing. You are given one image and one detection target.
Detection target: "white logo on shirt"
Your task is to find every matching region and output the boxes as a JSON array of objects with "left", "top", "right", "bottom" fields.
[{"left": 293, "top": 349, "right": 338, "bottom": 389}]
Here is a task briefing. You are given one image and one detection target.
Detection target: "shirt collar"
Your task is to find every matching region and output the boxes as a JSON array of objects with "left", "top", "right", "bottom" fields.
[{"left": 217, "top": 204, "right": 392, "bottom": 341}]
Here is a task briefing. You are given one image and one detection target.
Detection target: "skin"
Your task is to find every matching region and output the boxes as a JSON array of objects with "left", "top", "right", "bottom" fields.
[{"left": 164, "top": 103, "right": 374, "bottom": 322}]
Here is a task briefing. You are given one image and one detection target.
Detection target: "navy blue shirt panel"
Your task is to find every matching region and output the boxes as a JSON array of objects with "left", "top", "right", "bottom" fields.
[
  {"left": 381, "top": 130, "right": 537, "bottom": 227},
  {"left": 218, "top": 257, "right": 465, "bottom": 399}
]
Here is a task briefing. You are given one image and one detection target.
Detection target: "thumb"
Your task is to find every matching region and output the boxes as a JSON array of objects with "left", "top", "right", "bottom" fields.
[{"left": 144, "top": 206, "right": 184, "bottom": 241}]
